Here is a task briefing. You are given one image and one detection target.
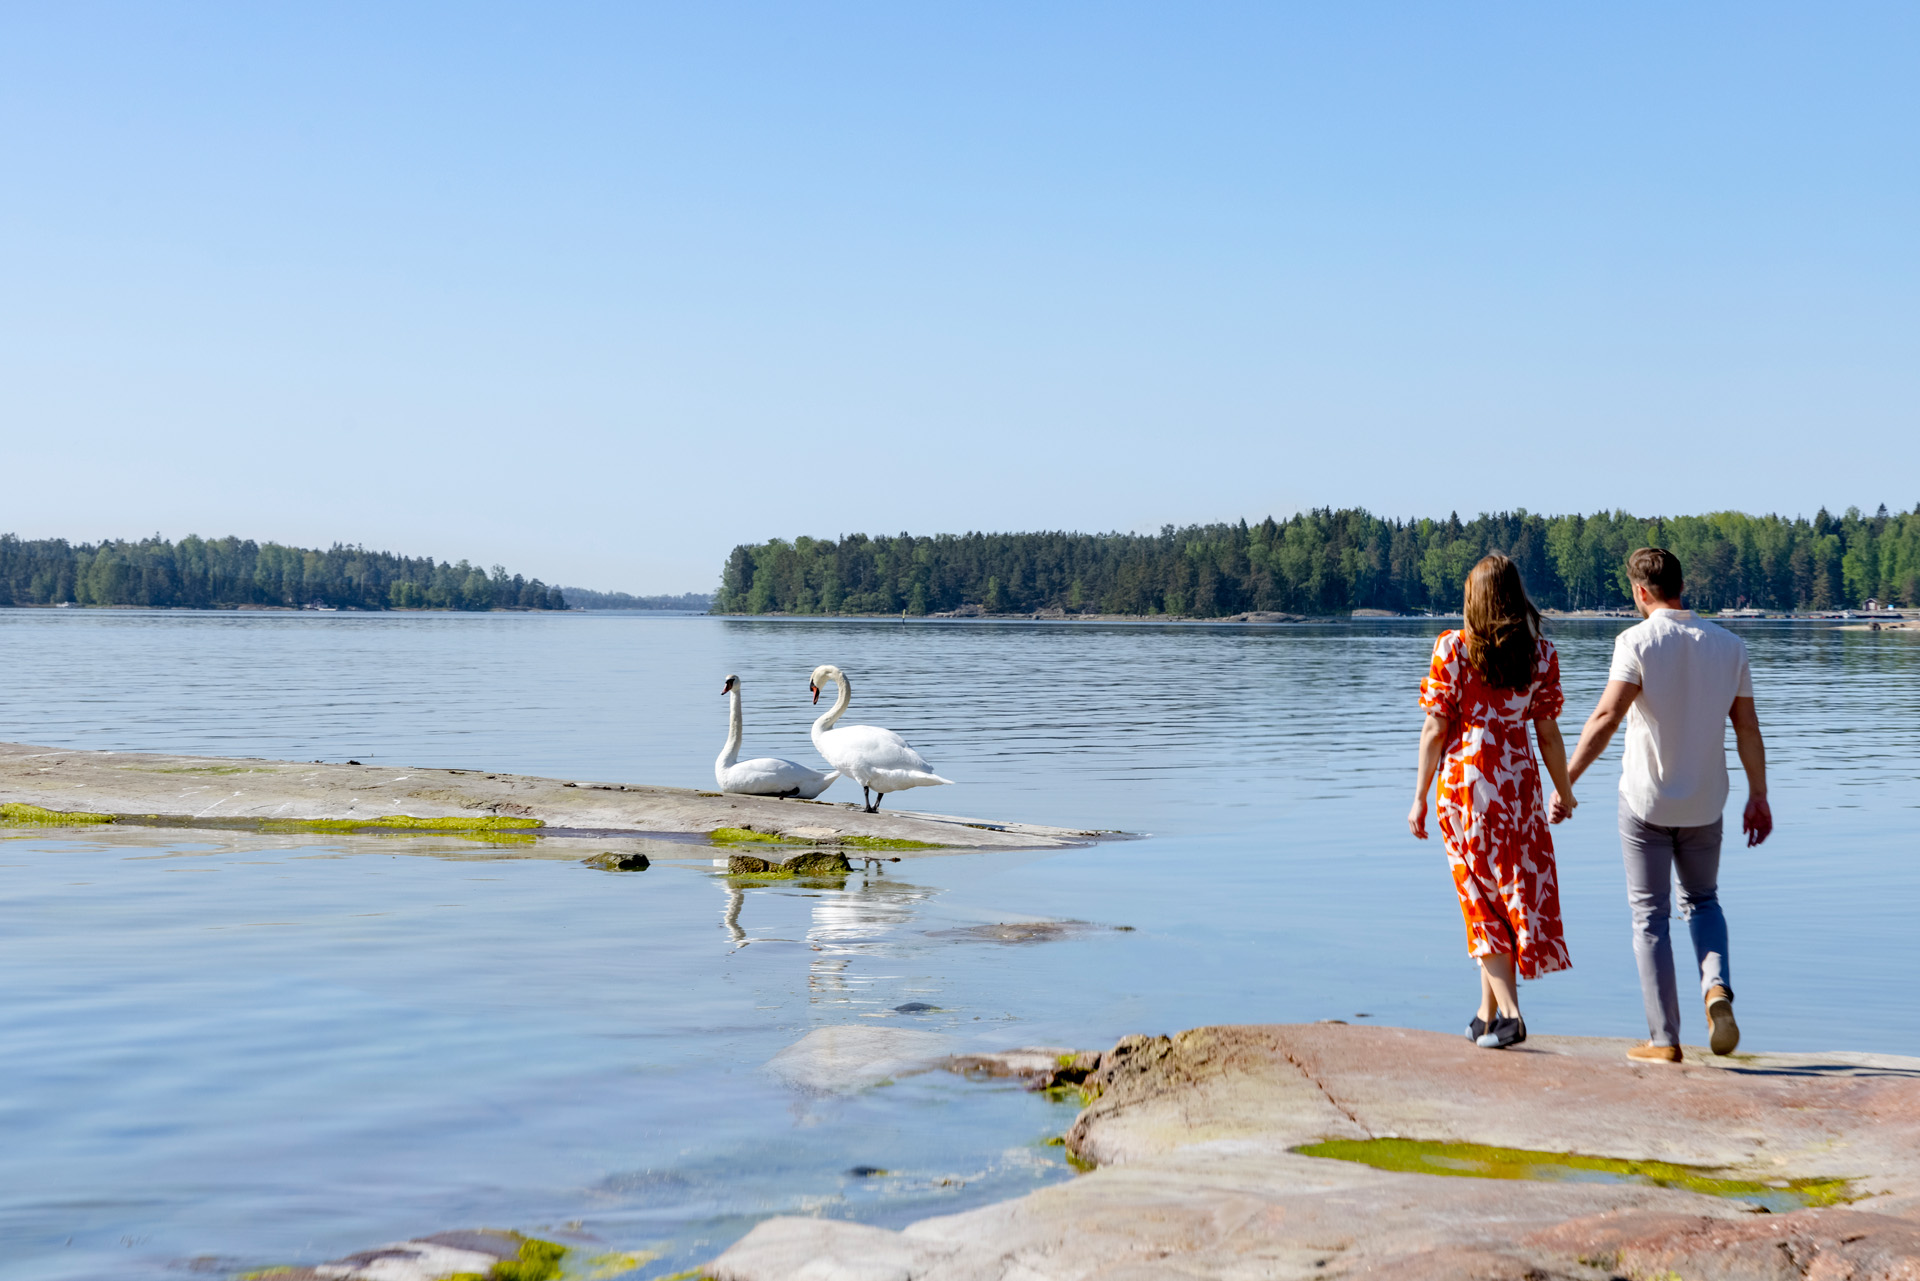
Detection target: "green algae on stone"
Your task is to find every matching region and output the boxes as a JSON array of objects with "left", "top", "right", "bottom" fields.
[
  {"left": 0, "top": 802, "right": 116, "bottom": 826},
  {"left": 1295, "top": 1137, "right": 1852, "bottom": 1212},
  {"left": 258, "top": 814, "right": 544, "bottom": 834},
  {"left": 837, "top": 835, "right": 944, "bottom": 851},
  {"left": 445, "top": 1235, "right": 567, "bottom": 1281},
  {"left": 709, "top": 826, "right": 945, "bottom": 852},
  {"left": 708, "top": 826, "right": 790, "bottom": 845}
]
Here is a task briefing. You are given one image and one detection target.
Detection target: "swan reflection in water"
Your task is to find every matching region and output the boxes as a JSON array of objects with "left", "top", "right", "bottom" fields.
[{"left": 718, "top": 867, "right": 941, "bottom": 1007}]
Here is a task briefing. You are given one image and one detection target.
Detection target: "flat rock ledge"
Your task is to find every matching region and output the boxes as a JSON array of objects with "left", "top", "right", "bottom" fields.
[
  {"left": 0, "top": 741, "right": 1097, "bottom": 850},
  {"left": 711, "top": 1023, "right": 1920, "bottom": 1281}
]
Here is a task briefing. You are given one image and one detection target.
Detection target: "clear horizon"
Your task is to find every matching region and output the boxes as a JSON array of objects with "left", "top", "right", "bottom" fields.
[{"left": 4, "top": 4, "right": 1916, "bottom": 594}]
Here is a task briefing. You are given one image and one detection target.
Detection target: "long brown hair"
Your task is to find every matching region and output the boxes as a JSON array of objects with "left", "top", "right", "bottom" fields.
[{"left": 1463, "top": 554, "right": 1543, "bottom": 691}]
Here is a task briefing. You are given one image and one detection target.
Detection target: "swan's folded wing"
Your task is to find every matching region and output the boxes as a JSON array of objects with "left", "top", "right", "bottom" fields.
[
  {"left": 865, "top": 768, "right": 954, "bottom": 790},
  {"left": 722, "top": 757, "right": 829, "bottom": 794}
]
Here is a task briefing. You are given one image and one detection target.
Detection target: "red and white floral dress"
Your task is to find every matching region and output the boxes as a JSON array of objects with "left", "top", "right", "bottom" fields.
[{"left": 1418, "top": 630, "right": 1571, "bottom": 979}]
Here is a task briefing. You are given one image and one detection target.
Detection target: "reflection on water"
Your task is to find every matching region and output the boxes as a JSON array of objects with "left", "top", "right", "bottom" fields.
[
  {"left": 805, "top": 873, "right": 942, "bottom": 1009},
  {"left": 2, "top": 612, "right": 1918, "bottom": 1280},
  {"left": 722, "top": 884, "right": 747, "bottom": 946}
]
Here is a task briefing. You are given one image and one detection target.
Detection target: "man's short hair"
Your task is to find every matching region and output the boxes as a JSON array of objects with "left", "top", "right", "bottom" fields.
[{"left": 1626, "top": 547, "right": 1684, "bottom": 601}]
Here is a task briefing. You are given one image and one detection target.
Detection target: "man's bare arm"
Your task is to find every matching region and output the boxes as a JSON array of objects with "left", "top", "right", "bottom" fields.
[
  {"left": 1730, "top": 695, "right": 1772, "bottom": 846},
  {"left": 1567, "top": 679, "right": 1641, "bottom": 784}
]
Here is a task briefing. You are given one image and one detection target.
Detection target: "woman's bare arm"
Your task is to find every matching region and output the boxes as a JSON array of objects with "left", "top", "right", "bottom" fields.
[
  {"left": 1534, "top": 718, "right": 1575, "bottom": 823},
  {"left": 1408, "top": 713, "right": 1450, "bottom": 839}
]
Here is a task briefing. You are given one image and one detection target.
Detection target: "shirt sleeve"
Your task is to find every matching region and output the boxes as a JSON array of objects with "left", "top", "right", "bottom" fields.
[
  {"left": 1735, "top": 638, "right": 1754, "bottom": 699},
  {"left": 1418, "top": 633, "right": 1459, "bottom": 718},
  {"left": 1526, "top": 639, "right": 1564, "bottom": 720},
  {"left": 1608, "top": 628, "right": 1643, "bottom": 687}
]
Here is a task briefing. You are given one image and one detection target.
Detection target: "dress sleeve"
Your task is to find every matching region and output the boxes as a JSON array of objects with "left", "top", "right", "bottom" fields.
[
  {"left": 1526, "top": 638, "right": 1564, "bottom": 721},
  {"left": 1419, "top": 632, "right": 1460, "bottom": 718}
]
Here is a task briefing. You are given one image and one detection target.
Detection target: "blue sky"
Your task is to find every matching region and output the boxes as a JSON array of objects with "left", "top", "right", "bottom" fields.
[{"left": 3, "top": 4, "right": 1916, "bottom": 592}]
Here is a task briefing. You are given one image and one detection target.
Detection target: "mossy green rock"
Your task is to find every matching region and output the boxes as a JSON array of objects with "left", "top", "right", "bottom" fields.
[
  {"left": 783, "top": 850, "right": 853, "bottom": 875},
  {"left": 726, "top": 851, "right": 853, "bottom": 876},
  {"left": 583, "top": 851, "right": 650, "bottom": 871}
]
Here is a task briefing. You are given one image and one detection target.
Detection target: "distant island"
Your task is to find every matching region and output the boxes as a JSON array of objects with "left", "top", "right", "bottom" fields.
[
  {"left": 716, "top": 505, "right": 1918, "bottom": 618},
  {"left": 0, "top": 534, "right": 569, "bottom": 611},
  {"left": 560, "top": 588, "right": 712, "bottom": 611}
]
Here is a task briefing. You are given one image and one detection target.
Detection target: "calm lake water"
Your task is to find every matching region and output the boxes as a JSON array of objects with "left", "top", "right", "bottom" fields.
[{"left": 3, "top": 609, "right": 1917, "bottom": 1280}]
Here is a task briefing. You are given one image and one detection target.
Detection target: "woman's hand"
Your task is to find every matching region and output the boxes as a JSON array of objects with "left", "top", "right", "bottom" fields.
[
  {"left": 1411, "top": 713, "right": 1448, "bottom": 841},
  {"left": 1535, "top": 718, "right": 1577, "bottom": 827}
]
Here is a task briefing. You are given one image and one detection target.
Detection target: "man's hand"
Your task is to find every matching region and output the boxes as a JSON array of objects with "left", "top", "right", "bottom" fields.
[
  {"left": 1408, "top": 794, "right": 1429, "bottom": 840},
  {"left": 1549, "top": 789, "right": 1577, "bottom": 824},
  {"left": 1731, "top": 698, "right": 1769, "bottom": 847}
]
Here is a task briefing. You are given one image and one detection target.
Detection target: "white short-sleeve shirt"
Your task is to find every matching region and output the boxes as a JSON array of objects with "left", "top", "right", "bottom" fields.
[{"left": 1609, "top": 608, "right": 1755, "bottom": 827}]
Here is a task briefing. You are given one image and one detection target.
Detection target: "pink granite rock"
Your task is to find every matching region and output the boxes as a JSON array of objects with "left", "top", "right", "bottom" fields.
[{"left": 710, "top": 1023, "right": 1920, "bottom": 1281}]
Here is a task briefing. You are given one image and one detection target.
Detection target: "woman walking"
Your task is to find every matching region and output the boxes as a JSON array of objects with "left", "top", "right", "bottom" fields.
[{"left": 1408, "top": 554, "right": 1576, "bottom": 1049}]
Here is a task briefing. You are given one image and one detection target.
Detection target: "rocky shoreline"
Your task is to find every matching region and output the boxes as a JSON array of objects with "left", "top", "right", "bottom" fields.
[
  {"left": 0, "top": 741, "right": 1099, "bottom": 850},
  {"left": 202, "top": 1021, "right": 1920, "bottom": 1279},
  {"left": 713, "top": 1022, "right": 1920, "bottom": 1280}
]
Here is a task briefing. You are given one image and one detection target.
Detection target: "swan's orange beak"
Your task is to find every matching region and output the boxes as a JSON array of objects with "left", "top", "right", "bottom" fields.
[{"left": 810, "top": 683, "right": 820, "bottom": 705}]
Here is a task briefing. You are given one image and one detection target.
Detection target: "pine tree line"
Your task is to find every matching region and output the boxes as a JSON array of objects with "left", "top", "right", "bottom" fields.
[
  {"left": 0, "top": 535, "right": 567, "bottom": 611},
  {"left": 716, "top": 505, "right": 1920, "bottom": 617}
]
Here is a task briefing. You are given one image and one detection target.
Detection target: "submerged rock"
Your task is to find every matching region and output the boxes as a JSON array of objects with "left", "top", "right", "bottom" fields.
[
  {"left": 925, "top": 919, "right": 1105, "bottom": 945},
  {"left": 765, "top": 1026, "right": 950, "bottom": 1093},
  {"left": 943, "top": 1047, "right": 1100, "bottom": 1090},
  {"left": 582, "top": 850, "right": 650, "bottom": 871},
  {"left": 248, "top": 1229, "right": 564, "bottom": 1281}
]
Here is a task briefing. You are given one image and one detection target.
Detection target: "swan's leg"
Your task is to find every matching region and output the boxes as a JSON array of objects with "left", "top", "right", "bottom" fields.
[
  {"left": 862, "top": 785, "right": 873, "bottom": 812},
  {"left": 871, "top": 790, "right": 885, "bottom": 812}
]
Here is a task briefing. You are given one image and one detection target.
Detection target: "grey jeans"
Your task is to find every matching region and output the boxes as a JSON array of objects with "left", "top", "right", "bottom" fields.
[{"left": 1619, "top": 800, "right": 1731, "bottom": 1047}]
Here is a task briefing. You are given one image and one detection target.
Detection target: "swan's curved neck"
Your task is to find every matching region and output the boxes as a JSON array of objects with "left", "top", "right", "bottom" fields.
[
  {"left": 811, "top": 674, "right": 851, "bottom": 740},
  {"left": 719, "top": 689, "right": 743, "bottom": 768}
]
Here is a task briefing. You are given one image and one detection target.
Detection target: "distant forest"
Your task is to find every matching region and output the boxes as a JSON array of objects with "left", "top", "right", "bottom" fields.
[
  {"left": 0, "top": 535, "right": 567, "bottom": 610},
  {"left": 561, "top": 587, "right": 712, "bottom": 611},
  {"left": 717, "top": 506, "right": 1920, "bottom": 617}
]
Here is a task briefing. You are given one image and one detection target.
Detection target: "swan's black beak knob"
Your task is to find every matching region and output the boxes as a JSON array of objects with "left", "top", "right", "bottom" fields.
[{"left": 810, "top": 683, "right": 820, "bottom": 705}]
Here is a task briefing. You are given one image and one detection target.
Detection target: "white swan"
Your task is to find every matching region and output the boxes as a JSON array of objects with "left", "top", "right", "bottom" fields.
[
  {"left": 716, "top": 674, "right": 839, "bottom": 799},
  {"left": 807, "top": 664, "right": 953, "bottom": 813}
]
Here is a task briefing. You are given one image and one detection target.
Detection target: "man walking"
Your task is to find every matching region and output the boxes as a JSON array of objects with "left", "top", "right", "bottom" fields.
[{"left": 1563, "top": 548, "right": 1772, "bottom": 1062}]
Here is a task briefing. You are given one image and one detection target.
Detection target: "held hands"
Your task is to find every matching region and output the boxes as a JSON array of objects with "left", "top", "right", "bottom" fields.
[
  {"left": 1548, "top": 789, "right": 1577, "bottom": 824},
  {"left": 1743, "top": 794, "right": 1773, "bottom": 847},
  {"left": 1407, "top": 794, "right": 1428, "bottom": 840}
]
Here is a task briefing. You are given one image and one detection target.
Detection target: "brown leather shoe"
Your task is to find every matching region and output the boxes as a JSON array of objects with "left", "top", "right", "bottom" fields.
[
  {"left": 1705, "top": 986, "right": 1740, "bottom": 1056},
  {"left": 1627, "top": 1041, "right": 1683, "bottom": 1063}
]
